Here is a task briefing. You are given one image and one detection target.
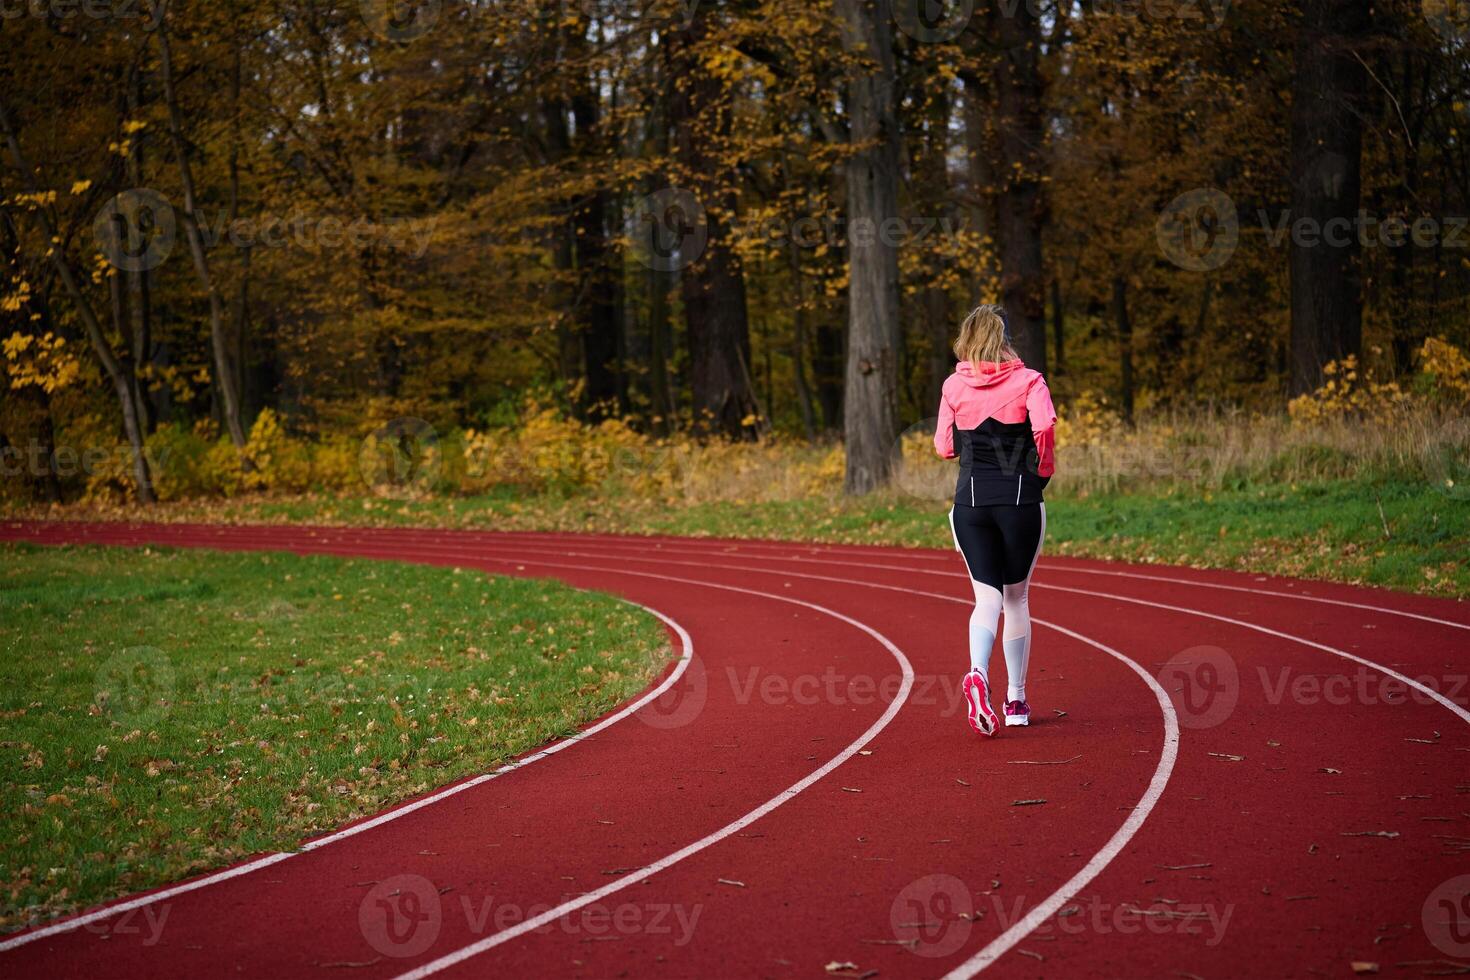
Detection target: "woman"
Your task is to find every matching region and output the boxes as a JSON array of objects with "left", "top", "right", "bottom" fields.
[{"left": 933, "top": 304, "right": 1056, "bottom": 736}]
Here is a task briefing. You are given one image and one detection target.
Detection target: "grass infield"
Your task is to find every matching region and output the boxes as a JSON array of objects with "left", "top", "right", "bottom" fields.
[{"left": 0, "top": 543, "right": 670, "bottom": 932}]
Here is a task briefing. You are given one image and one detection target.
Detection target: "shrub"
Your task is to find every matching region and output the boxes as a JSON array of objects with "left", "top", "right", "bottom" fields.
[
  {"left": 145, "top": 423, "right": 214, "bottom": 501},
  {"left": 1417, "top": 337, "right": 1470, "bottom": 407},
  {"left": 1287, "top": 355, "right": 1409, "bottom": 424}
]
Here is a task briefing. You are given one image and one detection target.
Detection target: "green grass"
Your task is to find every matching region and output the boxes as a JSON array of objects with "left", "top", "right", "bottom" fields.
[
  {"left": 25, "top": 471, "right": 1466, "bottom": 597},
  {"left": 0, "top": 543, "right": 670, "bottom": 931}
]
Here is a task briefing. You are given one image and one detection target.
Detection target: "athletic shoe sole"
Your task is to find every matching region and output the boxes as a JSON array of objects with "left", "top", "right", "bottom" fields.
[
  {"left": 1004, "top": 714, "right": 1030, "bottom": 727},
  {"left": 962, "top": 672, "right": 999, "bottom": 736}
]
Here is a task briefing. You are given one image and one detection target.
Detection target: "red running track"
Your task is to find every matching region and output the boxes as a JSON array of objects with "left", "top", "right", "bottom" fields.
[{"left": 2, "top": 521, "right": 1469, "bottom": 980}]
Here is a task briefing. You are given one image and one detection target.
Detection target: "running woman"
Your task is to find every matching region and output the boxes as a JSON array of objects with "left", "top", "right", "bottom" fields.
[{"left": 933, "top": 304, "right": 1056, "bottom": 736}]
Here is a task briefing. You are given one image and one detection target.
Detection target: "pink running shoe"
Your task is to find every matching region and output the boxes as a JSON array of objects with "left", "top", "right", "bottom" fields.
[
  {"left": 1004, "top": 700, "right": 1031, "bottom": 727},
  {"left": 961, "top": 669, "right": 999, "bottom": 736}
]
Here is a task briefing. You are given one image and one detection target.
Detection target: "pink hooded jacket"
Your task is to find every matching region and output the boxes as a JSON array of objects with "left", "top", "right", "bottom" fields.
[{"left": 933, "top": 359, "right": 1057, "bottom": 477}]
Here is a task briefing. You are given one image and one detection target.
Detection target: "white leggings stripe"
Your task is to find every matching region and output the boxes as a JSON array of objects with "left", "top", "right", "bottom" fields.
[{"left": 955, "top": 505, "right": 1045, "bottom": 699}]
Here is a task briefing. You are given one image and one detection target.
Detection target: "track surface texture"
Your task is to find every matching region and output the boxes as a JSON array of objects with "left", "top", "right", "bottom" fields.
[{"left": 2, "top": 520, "right": 1469, "bottom": 980}]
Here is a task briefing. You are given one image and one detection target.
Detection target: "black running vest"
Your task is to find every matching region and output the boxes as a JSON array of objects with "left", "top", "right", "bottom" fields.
[{"left": 952, "top": 418, "right": 1050, "bottom": 507}]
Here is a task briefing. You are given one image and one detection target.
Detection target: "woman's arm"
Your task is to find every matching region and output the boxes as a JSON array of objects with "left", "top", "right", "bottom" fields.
[
  {"left": 934, "top": 389, "right": 957, "bottom": 459},
  {"left": 1027, "top": 376, "right": 1057, "bottom": 477}
]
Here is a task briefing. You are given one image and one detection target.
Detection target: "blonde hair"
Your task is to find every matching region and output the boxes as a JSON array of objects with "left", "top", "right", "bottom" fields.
[{"left": 953, "top": 304, "right": 1020, "bottom": 366}]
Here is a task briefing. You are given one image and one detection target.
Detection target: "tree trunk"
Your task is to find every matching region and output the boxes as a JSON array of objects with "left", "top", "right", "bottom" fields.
[
  {"left": 125, "top": 64, "right": 155, "bottom": 433},
  {"left": 1287, "top": 0, "right": 1369, "bottom": 394},
  {"left": 1113, "top": 276, "right": 1134, "bottom": 425},
  {"left": 837, "top": 0, "right": 902, "bottom": 494},
  {"left": 680, "top": 235, "right": 760, "bottom": 437},
  {"left": 920, "top": 88, "right": 956, "bottom": 411},
  {"left": 792, "top": 320, "right": 819, "bottom": 443},
  {"left": 783, "top": 225, "right": 819, "bottom": 442},
  {"left": 668, "top": 10, "right": 762, "bottom": 439},
  {"left": 1385, "top": 50, "right": 1424, "bottom": 374},
  {"left": 991, "top": 0, "right": 1048, "bottom": 371},
  {"left": 925, "top": 287, "right": 953, "bottom": 411},
  {"left": 227, "top": 25, "right": 253, "bottom": 423},
  {"left": 1050, "top": 276, "right": 1065, "bottom": 374},
  {"left": 571, "top": 54, "right": 621, "bottom": 418},
  {"left": 644, "top": 48, "right": 676, "bottom": 434},
  {"left": 962, "top": 81, "right": 997, "bottom": 302},
  {"left": 814, "top": 320, "right": 844, "bottom": 432},
  {"left": 19, "top": 385, "right": 63, "bottom": 503},
  {"left": 542, "top": 97, "right": 584, "bottom": 393},
  {"left": 153, "top": 2, "right": 249, "bottom": 450},
  {"left": 1193, "top": 280, "right": 1212, "bottom": 348},
  {"left": 648, "top": 259, "right": 675, "bottom": 432}
]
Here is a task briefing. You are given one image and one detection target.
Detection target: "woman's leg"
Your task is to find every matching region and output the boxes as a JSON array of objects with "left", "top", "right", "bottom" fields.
[
  {"left": 999, "top": 503, "right": 1046, "bottom": 703},
  {"left": 948, "top": 506, "right": 1005, "bottom": 679}
]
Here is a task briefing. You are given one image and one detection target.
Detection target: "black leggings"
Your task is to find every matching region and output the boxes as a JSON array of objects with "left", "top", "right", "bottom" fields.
[{"left": 948, "top": 502, "right": 1045, "bottom": 590}]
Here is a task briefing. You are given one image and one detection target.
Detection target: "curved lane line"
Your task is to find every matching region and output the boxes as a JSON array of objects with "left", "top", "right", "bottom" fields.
[
  {"left": 1036, "top": 564, "right": 1470, "bottom": 631},
  {"left": 391, "top": 527, "right": 1470, "bottom": 632},
  {"left": 428, "top": 538, "right": 1470, "bottom": 721},
  {"left": 0, "top": 602, "right": 694, "bottom": 953},
  {"left": 5, "top": 527, "right": 1181, "bottom": 977},
  {"left": 440, "top": 540, "right": 1470, "bottom": 975},
  {"left": 943, "top": 617, "right": 1178, "bottom": 979},
  {"left": 20, "top": 522, "right": 1466, "bottom": 631},
  {"left": 317, "top": 546, "right": 1168, "bottom": 978},
  {"left": 1037, "top": 582, "right": 1470, "bottom": 725},
  {"left": 10, "top": 525, "right": 1461, "bottom": 973},
  {"left": 389, "top": 560, "right": 919, "bottom": 979}
]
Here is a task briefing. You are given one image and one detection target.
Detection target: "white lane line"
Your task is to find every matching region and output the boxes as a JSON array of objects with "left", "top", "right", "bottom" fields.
[
  {"left": 16, "top": 529, "right": 1176, "bottom": 978},
  {"left": 1033, "top": 564, "right": 1470, "bottom": 632},
  {"left": 62, "top": 526, "right": 1468, "bottom": 728},
  {"left": 32, "top": 528, "right": 1457, "bottom": 973},
  {"left": 1038, "top": 581, "right": 1470, "bottom": 726},
  {"left": 18, "top": 527, "right": 1467, "bottom": 974},
  {"left": 0, "top": 602, "right": 695, "bottom": 953},
  {"left": 943, "top": 618, "right": 1178, "bottom": 979},
  {"left": 427, "top": 551, "right": 1173, "bottom": 978},
  {"left": 437, "top": 541, "right": 1470, "bottom": 975},
  {"left": 447, "top": 531, "right": 1470, "bottom": 631},
  {"left": 147, "top": 533, "right": 1171, "bottom": 979},
  {"left": 343, "top": 527, "right": 1470, "bottom": 632},
  {"left": 18, "top": 520, "right": 1470, "bottom": 633},
  {"left": 388, "top": 559, "right": 918, "bottom": 979},
  {"left": 325, "top": 534, "right": 1470, "bottom": 719},
  {"left": 642, "top": 544, "right": 1470, "bottom": 723}
]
